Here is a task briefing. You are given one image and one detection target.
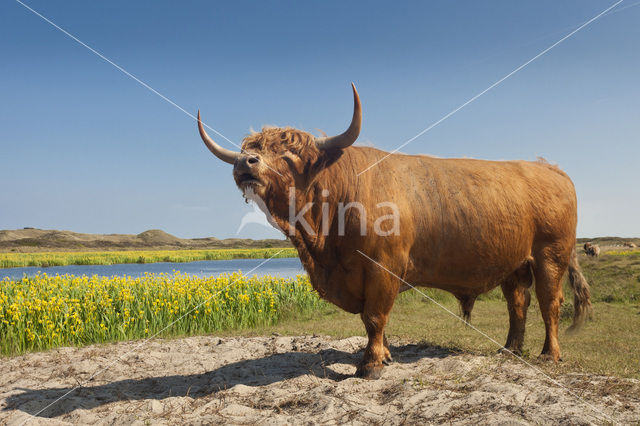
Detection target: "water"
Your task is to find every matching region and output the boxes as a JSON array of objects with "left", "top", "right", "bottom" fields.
[{"left": 0, "top": 257, "right": 305, "bottom": 280}]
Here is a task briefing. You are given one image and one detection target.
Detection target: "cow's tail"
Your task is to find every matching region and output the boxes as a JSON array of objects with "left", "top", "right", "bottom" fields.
[{"left": 566, "top": 247, "right": 593, "bottom": 333}]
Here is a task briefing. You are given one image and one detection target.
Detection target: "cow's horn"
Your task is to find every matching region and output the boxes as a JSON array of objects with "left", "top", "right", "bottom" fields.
[
  {"left": 197, "top": 110, "right": 241, "bottom": 164},
  {"left": 315, "top": 83, "right": 362, "bottom": 151}
]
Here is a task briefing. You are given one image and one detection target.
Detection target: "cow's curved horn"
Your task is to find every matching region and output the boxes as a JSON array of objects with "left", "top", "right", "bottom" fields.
[
  {"left": 315, "top": 83, "right": 362, "bottom": 151},
  {"left": 197, "top": 110, "right": 240, "bottom": 164}
]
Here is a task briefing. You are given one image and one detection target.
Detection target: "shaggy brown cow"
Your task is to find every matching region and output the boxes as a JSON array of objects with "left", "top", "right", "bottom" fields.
[
  {"left": 197, "top": 84, "right": 592, "bottom": 379},
  {"left": 583, "top": 242, "right": 601, "bottom": 257}
]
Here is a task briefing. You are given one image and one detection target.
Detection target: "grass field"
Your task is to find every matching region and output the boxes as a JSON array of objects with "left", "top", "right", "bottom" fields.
[
  {"left": 1, "top": 250, "right": 638, "bottom": 379},
  {"left": 219, "top": 251, "right": 640, "bottom": 379},
  {"left": 247, "top": 293, "right": 640, "bottom": 379},
  {"left": 0, "top": 248, "right": 298, "bottom": 269}
]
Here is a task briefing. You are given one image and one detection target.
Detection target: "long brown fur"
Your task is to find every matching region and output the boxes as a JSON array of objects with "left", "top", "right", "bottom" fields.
[{"left": 218, "top": 124, "right": 591, "bottom": 377}]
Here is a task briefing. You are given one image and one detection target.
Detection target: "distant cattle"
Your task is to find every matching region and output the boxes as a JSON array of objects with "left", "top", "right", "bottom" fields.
[
  {"left": 623, "top": 242, "right": 637, "bottom": 249},
  {"left": 583, "top": 242, "right": 600, "bottom": 257}
]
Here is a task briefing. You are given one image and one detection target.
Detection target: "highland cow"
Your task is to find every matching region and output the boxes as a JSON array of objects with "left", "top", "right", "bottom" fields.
[
  {"left": 197, "top": 84, "right": 592, "bottom": 379},
  {"left": 583, "top": 242, "right": 601, "bottom": 257}
]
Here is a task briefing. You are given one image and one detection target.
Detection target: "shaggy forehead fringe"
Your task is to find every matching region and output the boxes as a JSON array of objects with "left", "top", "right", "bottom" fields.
[{"left": 242, "top": 126, "right": 318, "bottom": 154}]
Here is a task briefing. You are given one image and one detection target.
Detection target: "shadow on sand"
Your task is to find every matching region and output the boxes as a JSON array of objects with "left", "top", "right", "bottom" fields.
[{"left": 4, "top": 343, "right": 455, "bottom": 418}]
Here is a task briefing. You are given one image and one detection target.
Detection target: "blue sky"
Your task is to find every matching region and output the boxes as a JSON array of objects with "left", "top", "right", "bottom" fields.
[{"left": 1, "top": 1, "right": 638, "bottom": 239}]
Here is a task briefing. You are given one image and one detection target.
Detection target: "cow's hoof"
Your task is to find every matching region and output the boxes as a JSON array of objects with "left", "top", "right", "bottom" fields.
[
  {"left": 355, "top": 363, "right": 383, "bottom": 380},
  {"left": 497, "top": 347, "right": 522, "bottom": 357},
  {"left": 538, "top": 353, "right": 561, "bottom": 362},
  {"left": 382, "top": 356, "right": 393, "bottom": 366}
]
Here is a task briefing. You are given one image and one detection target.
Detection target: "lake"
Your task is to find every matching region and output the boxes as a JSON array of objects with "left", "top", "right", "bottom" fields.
[{"left": 0, "top": 257, "right": 305, "bottom": 281}]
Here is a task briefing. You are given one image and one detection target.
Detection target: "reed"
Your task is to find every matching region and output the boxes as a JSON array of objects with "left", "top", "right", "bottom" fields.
[{"left": 0, "top": 271, "right": 322, "bottom": 355}]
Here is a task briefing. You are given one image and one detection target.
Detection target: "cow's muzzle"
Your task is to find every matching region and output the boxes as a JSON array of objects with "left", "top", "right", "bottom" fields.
[{"left": 233, "top": 154, "right": 263, "bottom": 188}]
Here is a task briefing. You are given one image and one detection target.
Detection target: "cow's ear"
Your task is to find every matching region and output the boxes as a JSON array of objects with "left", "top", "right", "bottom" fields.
[{"left": 314, "top": 146, "right": 344, "bottom": 169}]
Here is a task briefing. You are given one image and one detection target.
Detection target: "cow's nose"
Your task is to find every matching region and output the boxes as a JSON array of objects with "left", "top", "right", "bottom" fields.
[{"left": 236, "top": 154, "right": 261, "bottom": 170}]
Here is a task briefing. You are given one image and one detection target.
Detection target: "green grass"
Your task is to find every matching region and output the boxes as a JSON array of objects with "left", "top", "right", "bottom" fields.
[
  {"left": 232, "top": 291, "right": 640, "bottom": 380},
  {"left": 0, "top": 248, "right": 298, "bottom": 269},
  {"left": 219, "top": 251, "right": 640, "bottom": 379},
  {"left": 578, "top": 250, "right": 640, "bottom": 303}
]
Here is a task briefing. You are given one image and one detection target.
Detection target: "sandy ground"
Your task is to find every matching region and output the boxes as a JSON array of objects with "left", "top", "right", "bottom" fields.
[{"left": 1, "top": 335, "right": 638, "bottom": 425}]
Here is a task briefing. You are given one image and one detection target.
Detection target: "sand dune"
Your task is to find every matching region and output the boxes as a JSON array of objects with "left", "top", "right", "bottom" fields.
[{"left": 0, "top": 228, "right": 291, "bottom": 252}]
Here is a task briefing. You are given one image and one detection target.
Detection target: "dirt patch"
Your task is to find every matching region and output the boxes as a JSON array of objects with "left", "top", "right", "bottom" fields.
[{"left": 1, "top": 335, "right": 638, "bottom": 425}]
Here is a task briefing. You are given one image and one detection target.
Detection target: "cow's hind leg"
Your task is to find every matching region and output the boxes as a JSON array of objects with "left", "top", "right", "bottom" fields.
[
  {"left": 500, "top": 262, "right": 532, "bottom": 355},
  {"left": 533, "top": 248, "right": 567, "bottom": 362}
]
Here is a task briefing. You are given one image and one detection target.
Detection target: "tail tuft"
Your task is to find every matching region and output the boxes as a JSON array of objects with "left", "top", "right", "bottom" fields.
[{"left": 567, "top": 247, "right": 593, "bottom": 333}]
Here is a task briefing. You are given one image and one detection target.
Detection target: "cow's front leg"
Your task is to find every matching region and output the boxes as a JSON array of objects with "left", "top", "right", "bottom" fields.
[
  {"left": 356, "top": 272, "right": 398, "bottom": 379},
  {"left": 354, "top": 254, "right": 402, "bottom": 379},
  {"left": 382, "top": 334, "right": 393, "bottom": 365},
  {"left": 356, "top": 310, "right": 390, "bottom": 379}
]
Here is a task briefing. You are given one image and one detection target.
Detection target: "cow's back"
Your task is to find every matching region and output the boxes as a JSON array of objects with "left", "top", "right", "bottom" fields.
[{"left": 345, "top": 148, "right": 577, "bottom": 292}]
